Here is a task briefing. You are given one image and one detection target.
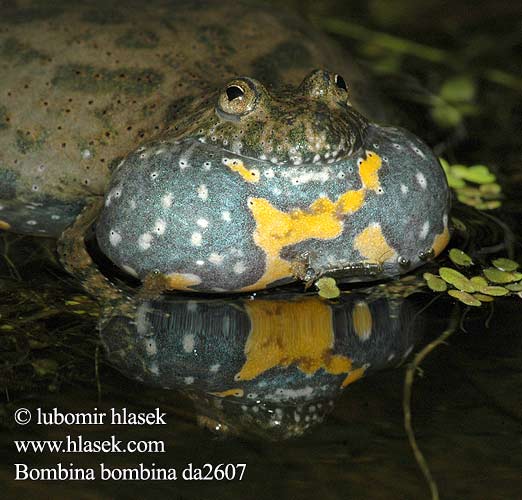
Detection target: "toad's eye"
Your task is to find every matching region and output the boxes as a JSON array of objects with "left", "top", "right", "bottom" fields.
[
  {"left": 334, "top": 74, "right": 347, "bottom": 91},
  {"left": 217, "top": 78, "right": 259, "bottom": 118},
  {"left": 226, "top": 85, "right": 244, "bottom": 101}
]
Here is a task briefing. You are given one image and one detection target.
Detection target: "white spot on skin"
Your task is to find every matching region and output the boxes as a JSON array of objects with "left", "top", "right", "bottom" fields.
[
  {"left": 144, "top": 338, "right": 157, "bottom": 356},
  {"left": 162, "top": 193, "right": 173, "bottom": 208},
  {"left": 81, "top": 149, "right": 91, "bottom": 159},
  {"left": 210, "top": 364, "right": 220, "bottom": 373},
  {"left": 283, "top": 168, "right": 330, "bottom": 184},
  {"left": 191, "top": 232, "right": 202, "bottom": 246},
  {"left": 138, "top": 232, "right": 153, "bottom": 250},
  {"left": 197, "top": 184, "right": 208, "bottom": 200},
  {"left": 196, "top": 218, "right": 209, "bottom": 229},
  {"left": 154, "top": 219, "right": 166, "bottom": 235},
  {"left": 416, "top": 172, "right": 427, "bottom": 189},
  {"left": 222, "top": 211, "right": 231, "bottom": 222},
  {"left": 264, "top": 168, "right": 275, "bottom": 179},
  {"left": 419, "top": 221, "right": 430, "bottom": 240},
  {"left": 203, "top": 161, "right": 211, "bottom": 170},
  {"left": 272, "top": 187, "right": 282, "bottom": 196},
  {"left": 105, "top": 186, "right": 122, "bottom": 207},
  {"left": 187, "top": 301, "right": 198, "bottom": 312},
  {"left": 51, "top": 214, "right": 60, "bottom": 220},
  {"left": 109, "top": 230, "right": 122, "bottom": 246},
  {"left": 412, "top": 145, "right": 425, "bottom": 158},
  {"left": 233, "top": 261, "right": 246, "bottom": 274},
  {"left": 196, "top": 260, "right": 205, "bottom": 266},
  {"left": 401, "top": 184, "right": 409, "bottom": 194},
  {"left": 208, "top": 253, "right": 224, "bottom": 265},
  {"left": 182, "top": 334, "right": 195, "bottom": 353},
  {"left": 26, "top": 220, "right": 37, "bottom": 225},
  {"left": 184, "top": 376, "right": 194, "bottom": 385}
]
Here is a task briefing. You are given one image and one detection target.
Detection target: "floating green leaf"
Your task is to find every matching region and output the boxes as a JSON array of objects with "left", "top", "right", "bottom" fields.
[
  {"left": 470, "top": 276, "right": 488, "bottom": 291},
  {"left": 475, "top": 200, "right": 502, "bottom": 210},
  {"left": 461, "top": 165, "right": 496, "bottom": 184},
  {"left": 423, "top": 272, "right": 447, "bottom": 292},
  {"left": 483, "top": 267, "right": 518, "bottom": 283},
  {"left": 449, "top": 248, "right": 473, "bottom": 267},
  {"left": 473, "top": 293, "right": 494, "bottom": 302},
  {"left": 492, "top": 258, "right": 519, "bottom": 272},
  {"left": 439, "top": 267, "right": 475, "bottom": 292},
  {"left": 448, "top": 289, "right": 481, "bottom": 306},
  {"left": 506, "top": 282, "right": 522, "bottom": 292},
  {"left": 316, "top": 277, "right": 340, "bottom": 299},
  {"left": 480, "top": 286, "right": 510, "bottom": 296},
  {"left": 479, "top": 183, "right": 501, "bottom": 195}
]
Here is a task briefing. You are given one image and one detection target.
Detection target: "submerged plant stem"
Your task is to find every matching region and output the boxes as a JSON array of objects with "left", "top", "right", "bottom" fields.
[{"left": 403, "top": 306, "right": 460, "bottom": 500}]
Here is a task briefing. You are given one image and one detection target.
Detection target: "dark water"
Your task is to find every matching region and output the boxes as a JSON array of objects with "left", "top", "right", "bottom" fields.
[{"left": 1, "top": 1, "right": 521, "bottom": 499}]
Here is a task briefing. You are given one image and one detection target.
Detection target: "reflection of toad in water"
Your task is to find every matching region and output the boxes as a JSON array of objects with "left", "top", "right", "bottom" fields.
[{"left": 100, "top": 282, "right": 428, "bottom": 440}]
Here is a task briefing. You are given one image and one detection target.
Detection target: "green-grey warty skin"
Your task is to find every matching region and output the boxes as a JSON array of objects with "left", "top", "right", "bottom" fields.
[{"left": 0, "top": 0, "right": 450, "bottom": 293}]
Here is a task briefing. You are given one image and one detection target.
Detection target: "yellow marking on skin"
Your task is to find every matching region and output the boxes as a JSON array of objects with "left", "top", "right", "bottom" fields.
[
  {"left": 354, "top": 223, "right": 397, "bottom": 263},
  {"left": 241, "top": 152, "right": 382, "bottom": 291},
  {"left": 0, "top": 220, "right": 11, "bottom": 230},
  {"left": 432, "top": 224, "right": 450, "bottom": 256},
  {"left": 352, "top": 301, "right": 372, "bottom": 341},
  {"left": 165, "top": 272, "right": 201, "bottom": 291},
  {"left": 341, "top": 366, "right": 367, "bottom": 388},
  {"left": 234, "top": 297, "right": 353, "bottom": 381},
  {"left": 210, "top": 388, "right": 244, "bottom": 398},
  {"left": 224, "top": 158, "right": 260, "bottom": 183},
  {"left": 336, "top": 189, "right": 365, "bottom": 214},
  {"left": 359, "top": 151, "right": 382, "bottom": 191}
]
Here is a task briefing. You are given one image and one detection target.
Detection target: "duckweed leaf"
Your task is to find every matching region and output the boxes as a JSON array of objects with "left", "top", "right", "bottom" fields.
[
  {"left": 479, "top": 183, "right": 502, "bottom": 195},
  {"left": 449, "top": 248, "right": 473, "bottom": 266},
  {"left": 424, "top": 273, "right": 447, "bottom": 292},
  {"left": 439, "top": 267, "right": 475, "bottom": 292},
  {"left": 481, "top": 286, "right": 510, "bottom": 296},
  {"left": 470, "top": 276, "right": 488, "bottom": 291},
  {"left": 506, "top": 282, "right": 522, "bottom": 292},
  {"left": 450, "top": 164, "right": 471, "bottom": 178},
  {"left": 492, "top": 258, "right": 519, "bottom": 272},
  {"left": 475, "top": 200, "right": 502, "bottom": 210},
  {"left": 483, "top": 267, "right": 518, "bottom": 283},
  {"left": 448, "top": 289, "right": 481, "bottom": 306},
  {"left": 461, "top": 165, "right": 496, "bottom": 184},
  {"left": 316, "top": 277, "right": 340, "bottom": 299},
  {"left": 473, "top": 293, "right": 495, "bottom": 302}
]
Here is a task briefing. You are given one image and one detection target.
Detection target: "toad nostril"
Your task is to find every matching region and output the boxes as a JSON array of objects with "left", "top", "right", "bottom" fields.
[{"left": 226, "top": 85, "right": 245, "bottom": 101}]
